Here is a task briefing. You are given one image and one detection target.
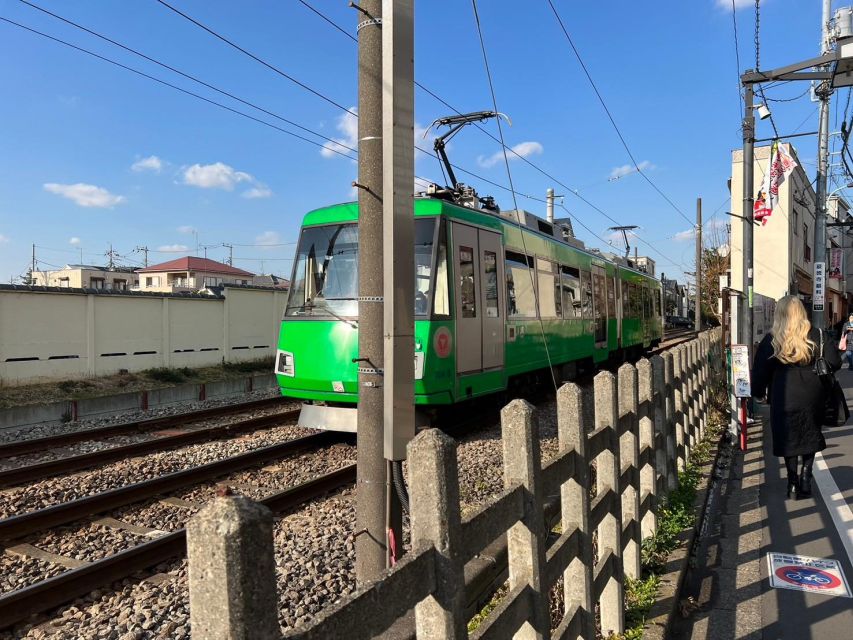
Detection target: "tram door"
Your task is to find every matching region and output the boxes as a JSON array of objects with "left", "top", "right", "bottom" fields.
[
  {"left": 591, "top": 265, "right": 608, "bottom": 348},
  {"left": 452, "top": 223, "right": 504, "bottom": 374}
]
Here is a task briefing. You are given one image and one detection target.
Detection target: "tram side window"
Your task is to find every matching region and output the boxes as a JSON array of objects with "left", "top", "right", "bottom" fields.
[
  {"left": 622, "top": 280, "right": 630, "bottom": 317},
  {"left": 536, "top": 258, "right": 559, "bottom": 319},
  {"left": 459, "top": 246, "right": 477, "bottom": 318},
  {"left": 654, "top": 287, "right": 662, "bottom": 318},
  {"left": 607, "top": 276, "right": 616, "bottom": 318},
  {"left": 433, "top": 222, "right": 450, "bottom": 317},
  {"left": 505, "top": 251, "right": 537, "bottom": 318},
  {"left": 560, "top": 265, "right": 582, "bottom": 318},
  {"left": 580, "top": 269, "right": 594, "bottom": 319},
  {"left": 484, "top": 250, "right": 499, "bottom": 318}
]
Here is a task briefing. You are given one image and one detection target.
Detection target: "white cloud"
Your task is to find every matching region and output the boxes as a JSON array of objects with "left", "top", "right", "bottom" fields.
[
  {"left": 182, "top": 162, "right": 253, "bottom": 190},
  {"left": 43, "top": 183, "right": 126, "bottom": 208},
  {"left": 608, "top": 160, "right": 654, "bottom": 181},
  {"left": 477, "top": 141, "right": 544, "bottom": 168},
  {"left": 0, "top": 234, "right": 9, "bottom": 244},
  {"left": 255, "top": 231, "right": 281, "bottom": 247},
  {"left": 177, "top": 225, "right": 197, "bottom": 234},
  {"left": 157, "top": 244, "right": 189, "bottom": 252},
  {"left": 131, "top": 155, "right": 163, "bottom": 173},
  {"left": 716, "top": 0, "right": 754, "bottom": 10},
  {"left": 243, "top": 186, "right": 272, "bottom": 199},
  {"left": 673, "top": 228, "right": 696, "bottom": 242},
  {"left": 69, "top": 237, "right": 81, "bottom": 246},
  {"left": 321, "top": 108, "right": 359, "bottom": 159}
]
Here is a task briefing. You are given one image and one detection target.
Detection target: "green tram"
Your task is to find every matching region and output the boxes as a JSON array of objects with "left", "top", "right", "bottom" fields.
[{"left": 275, "top": 196, "right": 663, "bottom": 431}]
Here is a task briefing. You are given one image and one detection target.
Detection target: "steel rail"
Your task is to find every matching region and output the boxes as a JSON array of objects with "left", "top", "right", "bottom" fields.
[
  {"left": 0, "top": 464, "right": 356, "bottom": 630},
  {"left": 0, "top": 396, "right": 289, "bottom": 458},
  {"left": 0, "top": 431, "right": 343, "bottom": 541},
  {"left": 0, "top": 409, "right": 300, "bottom": 488}
]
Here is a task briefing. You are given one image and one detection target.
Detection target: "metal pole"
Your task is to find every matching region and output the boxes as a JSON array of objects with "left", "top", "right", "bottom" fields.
[
  {"left": 355, "top": 0, "right": 387, "bottom": 584},
  {"left": 31, "top": 244, "right": 35, "bottom": 283},
  {"left": 695, "top": 197, "right": 702, "bottom": 330},
  {"left": 546, "top": 187, "right": 555, "bottom": 223},
  {"left": 813, "top": 0, "right": 833, "bottom": 329},
  {"left": 742, "top": 83, "right": 755, "bottom": 353},
  {"left": 381, "top": 0, "right": 414, "bottom": 562}
]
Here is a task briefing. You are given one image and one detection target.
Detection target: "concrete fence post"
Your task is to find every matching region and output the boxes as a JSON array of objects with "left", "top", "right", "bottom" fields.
[
  {"left": 650, "top": 355, "right": 668, "bottom": 499},
  {"left": 636, "top": 358, "right": 658, "bottom": 539},
  {"left": 187, "top": 494, "right": 279, "bottom": 640},
  {"left": 556, "top": 383, "right": 595, "bottom": 640},
  {"left": 617, "top": 364, "right": 641, "bottom": 580},
  {"left": 672, "top": 347, "right": 687, "bottom": 471},
  {"left": 691, "top": 341, "right": 701, "bottom": 443},
  {"left": 501, "top": 400, "right": 549, "bottom": 640},
  {"left": 593, "top": 372, "right": 624, "bottom": 637},
  {"left": 681, "top": 346, "right": 694, "bottom": 459},
  {"left": 662, "top": 351, "right": 678, "bottom": 489},
  {"left": 409, "top": 429, "right": 466, "bottom": 640}
]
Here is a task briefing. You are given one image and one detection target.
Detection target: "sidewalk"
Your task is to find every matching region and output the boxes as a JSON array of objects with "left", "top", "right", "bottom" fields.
[{"left": 672, "top": 374, "right": 853, "bottom": 639}]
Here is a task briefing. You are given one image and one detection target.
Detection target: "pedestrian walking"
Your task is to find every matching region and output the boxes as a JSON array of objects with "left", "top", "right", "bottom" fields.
[
  {"left": 840, "top": 313, "right": 853, "bottom": 370},
  {"left": 751, "top": 296, "right": 841, "bottom": 499}
]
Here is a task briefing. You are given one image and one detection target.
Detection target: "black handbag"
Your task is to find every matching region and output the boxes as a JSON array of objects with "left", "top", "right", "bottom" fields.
[{"left": 815, "top": 330, "right": 850, "bottom": 427}]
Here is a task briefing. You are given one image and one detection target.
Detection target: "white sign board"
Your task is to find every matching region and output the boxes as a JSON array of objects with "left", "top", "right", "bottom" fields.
[
  {"left": 731, "top": 345, "right": 751, "bottom": 398},
  {"left": 767, "top": 553, "right": 851, "bottom": 597},
  {"left": 814, "top": 261, "right": 826, "bottom": 312}
]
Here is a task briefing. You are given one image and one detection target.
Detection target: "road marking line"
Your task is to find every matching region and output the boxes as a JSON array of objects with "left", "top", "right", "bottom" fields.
[{"left": 813, "top": 451, "right": 853, "bottom": 567}]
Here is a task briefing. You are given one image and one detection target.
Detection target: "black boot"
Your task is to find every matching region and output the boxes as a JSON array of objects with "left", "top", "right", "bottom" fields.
[
  {"left": 799, "top": 456, "right": 815, "bottom": 498},
  {"left": 784, "top": 457, "right": 800, "bottom": 498},
  {"left": 787, "top": 474, "right": 800, "bottom": 498}
]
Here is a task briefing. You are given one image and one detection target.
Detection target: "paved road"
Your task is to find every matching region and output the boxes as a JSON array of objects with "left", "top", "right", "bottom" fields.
[
  {"left": 759, "top": 369, "right": 853, "bottom": 638},
  {"left": 675, "top": 369, "right": 853, "bottom": 639}
]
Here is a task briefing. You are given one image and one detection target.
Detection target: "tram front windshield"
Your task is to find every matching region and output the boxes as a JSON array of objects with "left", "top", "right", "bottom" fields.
[{"left": 285, "top": 219, "right": 442, "bottom": 319}]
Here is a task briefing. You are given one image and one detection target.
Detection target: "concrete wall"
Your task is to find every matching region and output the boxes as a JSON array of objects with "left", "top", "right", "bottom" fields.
[
  {"left": 0, "top": 373, "right": 278, "bottom": 430},
  {"left": 0, "top": 286, "right": 287, "bottom": 384}
]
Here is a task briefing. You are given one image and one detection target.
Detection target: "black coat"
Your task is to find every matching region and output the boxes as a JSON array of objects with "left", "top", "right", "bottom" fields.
[{"left": 751, "top": 327, "right": 841, "bottom": 457}]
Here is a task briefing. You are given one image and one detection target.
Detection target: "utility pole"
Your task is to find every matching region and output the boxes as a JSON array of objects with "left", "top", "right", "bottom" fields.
[
  {"left": 135, "top": 246, "right": 149, "bottom": 267},
  {"left": 742, "top": 83, "right": 755, "bottom": 353},
  {"left": 355, "top": 0, "right": 386, "bottom": 585},
  {"left": 546, "top": 187, "right": 555, "bottom": 222},
  {"left": 31, "top": 244, "right": 35, "bottom": 283},
  {"left": 695, "top": 197, "right": 702, "bottom": 330},
  {"left": 813, "top": 0, "right": 834, "bottom": 329},
  {"left": 223, "top": 243, "right": 233, "bottom": 265}
]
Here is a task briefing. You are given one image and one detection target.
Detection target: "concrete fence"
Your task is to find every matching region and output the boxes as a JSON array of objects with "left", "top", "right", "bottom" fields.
[
  {"left": 187, "top": 330, "right": 722, "bottom": 640},
  {"left": 0, "top": 285, "right": 286, "bottom": 385}
]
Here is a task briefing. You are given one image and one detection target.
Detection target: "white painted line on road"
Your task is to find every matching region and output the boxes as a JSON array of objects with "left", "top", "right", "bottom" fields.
[{"left": 813, "top": 451, "right": 853, "bottom": 568}]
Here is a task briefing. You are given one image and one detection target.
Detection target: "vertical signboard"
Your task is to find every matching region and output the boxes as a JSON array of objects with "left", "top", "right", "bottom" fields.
[
  {"left": 730, "top": 344, "right": 751, "bottom": 398},
  {"left": 814, "top": 261, "right": 826, "bottom": 312}
]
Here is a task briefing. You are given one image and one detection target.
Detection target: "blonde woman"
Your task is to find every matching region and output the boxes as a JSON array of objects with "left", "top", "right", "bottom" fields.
[{"left": 751, "top": 296, "right": 840, "bottom": 499}]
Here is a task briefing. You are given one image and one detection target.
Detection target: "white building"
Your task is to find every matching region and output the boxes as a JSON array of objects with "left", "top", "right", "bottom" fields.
[{"left": 32, "top": 264, "right": 139, "bottom": 290}]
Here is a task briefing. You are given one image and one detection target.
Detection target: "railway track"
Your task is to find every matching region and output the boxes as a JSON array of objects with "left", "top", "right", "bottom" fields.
[
  {"left": 0, "top": 408, "right": 300, "bottom": 488},
  {"left": 0, "top": 464, "right": 356, "bottom": 629},
  {"left": 0, "top": 426, "right": 353, "bottom": 630},
  {"left": 0, "top": 395, "right": 289, "bottom": 458}
]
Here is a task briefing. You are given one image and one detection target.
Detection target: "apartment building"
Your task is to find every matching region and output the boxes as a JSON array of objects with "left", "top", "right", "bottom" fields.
[
  {"left": 32, "top": 264, "right": 139, "bottom": 290},
  {"left": 135, "top": 257, "right": 255, "bottom": 293}
]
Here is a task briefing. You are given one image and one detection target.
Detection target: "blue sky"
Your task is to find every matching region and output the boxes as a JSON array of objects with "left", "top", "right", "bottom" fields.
[{"left": 0, "top": 0, "right": 840, "bottom": 282}]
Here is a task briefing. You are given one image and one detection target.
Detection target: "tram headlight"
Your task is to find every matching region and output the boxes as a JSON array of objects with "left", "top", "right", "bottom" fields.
[{"left": 276, "top": 350, "right": 295, "bottom": 377}]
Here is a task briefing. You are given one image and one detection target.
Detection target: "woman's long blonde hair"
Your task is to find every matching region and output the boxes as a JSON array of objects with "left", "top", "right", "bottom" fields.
[{"left": 771, "top": 295, "right": 816, "bottom": 364}]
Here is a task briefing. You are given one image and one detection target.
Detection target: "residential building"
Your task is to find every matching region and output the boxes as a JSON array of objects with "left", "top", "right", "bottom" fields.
[
  {"left": 135, "top": 257, "right": 255, "bottom": 293},
  {"left": 827, "top": 195, "right": 853, "bottom": 321},
  {"left": 32, "top": 264, "right": 139, "bottom": 290},
  {"left": 632, "top": 256, "right": 656, "bottom": 277},
  {"left": 729, "top": 143, "right": 833, "bottom": 318}
]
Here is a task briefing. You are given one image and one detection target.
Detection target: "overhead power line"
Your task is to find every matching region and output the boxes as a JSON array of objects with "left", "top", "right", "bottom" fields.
[
  {"left": 155, "top": 0, "right": 356, "bottom": 116},
  {"left": 0, "top": 16, "right": 359, "bottom": 161},
  {"left": 544, "top": 0, "right": 693, "bottom": 226},
  {"left": 294, "top": 0, "right": 687, "bottom": 270}
]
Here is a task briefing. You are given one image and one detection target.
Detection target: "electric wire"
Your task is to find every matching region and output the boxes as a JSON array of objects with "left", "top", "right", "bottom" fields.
[
  {"left": 17, "top": 0, "right": 362, "bottom": 155},
  {"left": 473, "top": 0, "right": 557, "bottom": 392},
  {"left": 544, "top": 0, "right": 693, "bottom": 226},
  {"left": 731, "top": 0, "right": 744, "bottom": 120},
  {"left": 155, "top": 0, "right": 357, "bottom": 117},
  {"left": 294, "top": 0, "right": 689, "bottom": 271},
  {"left": 0, "top": 17, "right": 360, "bottom": 162}
]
